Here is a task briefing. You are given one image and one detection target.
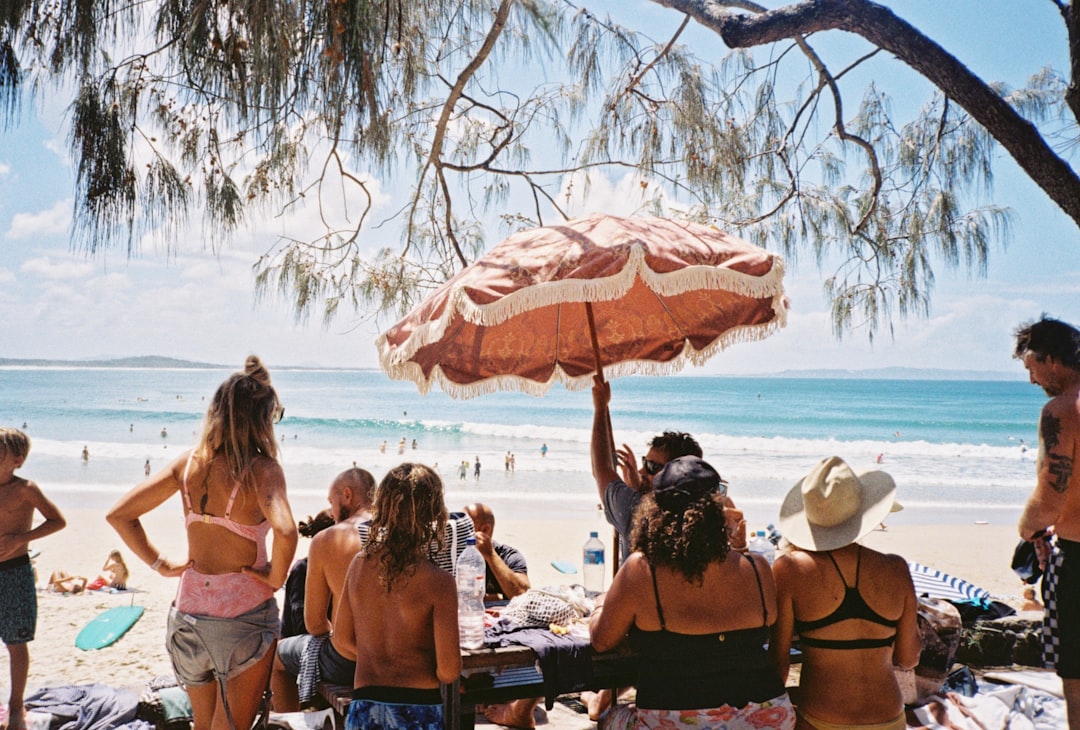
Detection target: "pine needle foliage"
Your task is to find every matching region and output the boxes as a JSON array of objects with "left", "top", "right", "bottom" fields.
[{"left": 2, "top": 0, "right": 1077, "bottom": 338}]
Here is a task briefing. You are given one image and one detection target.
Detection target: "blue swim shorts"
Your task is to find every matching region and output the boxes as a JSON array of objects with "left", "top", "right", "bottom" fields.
[
  {"left": 345, "top": 686, "right": 443, "bottom": 730},
  {"left": 0, "top": 554, "right": 37, "bottom": 645}
]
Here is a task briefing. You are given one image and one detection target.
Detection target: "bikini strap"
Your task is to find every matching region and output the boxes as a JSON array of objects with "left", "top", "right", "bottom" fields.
[
  {"left": 853, "top": 544, "right": 863, "bottom": 587},
  {"left": 746, "top": 553, "right": 769, "bottom": 626},
  {"left": 825, "top": 550, "right": 850, "bottom": 588},
  {"left": 180, "top": 452, "right": 195, "bottom": 512},
  {"left": 222, "top": 479, "right": 244, "bottom": 519},
  {"left": 649, "top": 563, "right": 666, "bottom": 630}
]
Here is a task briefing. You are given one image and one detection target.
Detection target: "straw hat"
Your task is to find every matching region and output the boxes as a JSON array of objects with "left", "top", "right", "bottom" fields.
[{"left": 778, "top": 456, "right": 897, "bottom": 551}]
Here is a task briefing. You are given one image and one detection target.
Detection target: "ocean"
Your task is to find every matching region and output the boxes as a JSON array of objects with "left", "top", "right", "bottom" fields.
[{"left": 0, "top": 366, "right": 1043, "bottom": 531}]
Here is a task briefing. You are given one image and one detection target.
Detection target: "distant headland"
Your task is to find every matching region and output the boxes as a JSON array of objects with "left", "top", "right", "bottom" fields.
[{"left": 0, "top": 355, "right": 225, "bottom": 369}]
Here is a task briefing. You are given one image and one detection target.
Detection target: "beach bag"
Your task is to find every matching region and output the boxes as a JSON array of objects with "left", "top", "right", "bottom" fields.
[
  {"left": 501, "top": 585, "right": 590, "bottom": 628},
  {"left": 1012, "top": 537, "right": 1043, "bottom": 584},
  {"left": 913, "top": 596, "right": 963, "bottom": 704}
]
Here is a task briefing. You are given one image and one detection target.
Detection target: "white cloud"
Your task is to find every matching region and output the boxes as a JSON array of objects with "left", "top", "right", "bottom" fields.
[
  {"left": 0, "top": 162, "right": 10, "bottom": 178},
  {"left": 0, "top": 267, "right": 14, "bottom": 283},
  {"left": 6, "top": 199, "right": 72, "bottom": 239},
  {"left": 20, "top": 256, "right": 96, "bottom": 280}
]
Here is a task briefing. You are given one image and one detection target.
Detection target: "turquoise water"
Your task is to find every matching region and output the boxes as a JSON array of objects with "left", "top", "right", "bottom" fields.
[{"left": 0, "top": 366, "right": 1043, "bottom": 527}]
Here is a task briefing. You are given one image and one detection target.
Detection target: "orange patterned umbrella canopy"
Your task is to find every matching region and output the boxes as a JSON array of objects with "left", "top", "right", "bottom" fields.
[{"left": 376, "top": 214, "right": 788, "bottom": 399}]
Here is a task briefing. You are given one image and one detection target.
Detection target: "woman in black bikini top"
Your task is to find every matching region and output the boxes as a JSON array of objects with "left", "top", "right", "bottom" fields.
[{"left": 770, "top": 457, "right": 921, "bottom": 730}]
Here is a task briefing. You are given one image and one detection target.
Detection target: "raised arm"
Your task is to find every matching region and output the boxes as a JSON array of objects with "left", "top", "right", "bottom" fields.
[
  {"left": 474, "top": 533, "right": 530, "bottom": 600},
  {"left": 591, "top": 375, "right": 618, "bottom": 496},
  {"left": 1020, "top": 400, "right": 1078, "bottom": 539}
]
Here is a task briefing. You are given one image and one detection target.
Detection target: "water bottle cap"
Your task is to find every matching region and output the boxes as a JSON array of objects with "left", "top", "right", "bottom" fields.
[
  {"left": 589, "top": 531, "right": 599, "bottom": 538},
  {"left": 466, "top": 536, "right": 476, "bottom": 545}
]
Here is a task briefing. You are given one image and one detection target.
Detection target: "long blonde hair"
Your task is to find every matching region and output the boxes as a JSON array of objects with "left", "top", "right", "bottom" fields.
[{"left": 196, "top": 356, "right": 280, "bottom": 487}]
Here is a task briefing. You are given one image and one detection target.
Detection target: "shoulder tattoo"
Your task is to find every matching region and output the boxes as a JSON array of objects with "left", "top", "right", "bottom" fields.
[
  {"left": 1048, "top": 454, "right": 1074, "bottom": 494},
  {"left": 1041, "top": 411, "right": 1063, "bottom": 452}
]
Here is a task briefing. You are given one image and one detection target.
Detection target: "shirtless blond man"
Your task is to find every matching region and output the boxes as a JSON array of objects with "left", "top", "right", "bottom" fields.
[
  {"left": 1016, "top": 316, "right": 1080, "bottom": 729},
  {"left": 271, "top": 467, "right": 375, "bottom": 711},
  {"left": 333, "top": 463, "right": 461, "bottom": 730},
  {"left": 0, "top": 428, "right": 67, "bottom": 730}
]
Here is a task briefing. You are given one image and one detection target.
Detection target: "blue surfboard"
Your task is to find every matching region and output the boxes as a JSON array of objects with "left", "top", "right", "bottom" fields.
[{"left": 75, "top": 605, "right": 145, "bottom": 650}]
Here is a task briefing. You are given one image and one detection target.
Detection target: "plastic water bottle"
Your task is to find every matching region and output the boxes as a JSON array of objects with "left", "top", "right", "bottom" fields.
[
  {"left": 456, "top": 537, "right": 486, "bottom": 650},
  {"left": 748, "top": 529, "right": 775, "bottom": 565},
  {"left": 583, "top": 531, "right": 605, "bottom": 592}
]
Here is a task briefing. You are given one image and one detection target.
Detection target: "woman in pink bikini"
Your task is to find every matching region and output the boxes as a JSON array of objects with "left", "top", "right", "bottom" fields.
[{"left": 108, "top": 356, "right": 298, "bottom": 730}]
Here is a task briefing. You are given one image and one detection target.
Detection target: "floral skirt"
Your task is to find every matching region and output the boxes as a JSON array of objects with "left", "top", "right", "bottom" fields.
[{"left": 600, "top": 694, "right": 795, "bottom": 730}]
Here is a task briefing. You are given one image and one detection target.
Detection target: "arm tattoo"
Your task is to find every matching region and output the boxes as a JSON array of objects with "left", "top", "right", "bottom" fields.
[
  {"left": 1048, "top": 454, "right": 1074, "bottom": 494},
  {"left": 1041, "top": 411, "right": 1062, "bottom": 451}
]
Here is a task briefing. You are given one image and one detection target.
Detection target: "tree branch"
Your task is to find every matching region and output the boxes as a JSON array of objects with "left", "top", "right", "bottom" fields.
[{"left": 653, "top": 0, "right": 1080, "bottom": 229}]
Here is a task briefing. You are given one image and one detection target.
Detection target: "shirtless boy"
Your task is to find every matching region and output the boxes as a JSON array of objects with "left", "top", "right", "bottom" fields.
[{"left": 0, "top": 428, "right": 67, "bottom": 730}]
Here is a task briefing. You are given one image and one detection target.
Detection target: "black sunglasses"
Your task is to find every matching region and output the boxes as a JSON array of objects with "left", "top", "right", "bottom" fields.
[
  {"left": 641, "top": 457, "right": 664, "bottom": 476},
  {"left": 273, "top": 405, "right": 285, "bottom": 424}
]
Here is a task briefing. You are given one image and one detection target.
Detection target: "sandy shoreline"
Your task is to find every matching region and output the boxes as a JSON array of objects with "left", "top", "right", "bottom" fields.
[{"left": 0, "top": 505, "right": 1032, "bottom": 713}]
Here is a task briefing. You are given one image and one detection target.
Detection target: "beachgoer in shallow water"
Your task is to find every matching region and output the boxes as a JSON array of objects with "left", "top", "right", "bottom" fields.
[
  {"left": 592, "top": 456, "right": 794, "bottom": 729},
  {"left": 770, "top": 456, "right": 920, "bottom": 730},
  {"left": 107, "top": 356, "right": 297, "bottom": 730},
  {"left": 334, "top": 463, "right": 461, "bottom": 730},
  {"left": 0, "top": 427, "right": 68, "bottom": 730}
]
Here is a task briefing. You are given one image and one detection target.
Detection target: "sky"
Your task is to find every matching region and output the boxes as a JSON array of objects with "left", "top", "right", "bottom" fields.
[{"left": 0, "top": 1, "right": 1077, "bottom": 379}]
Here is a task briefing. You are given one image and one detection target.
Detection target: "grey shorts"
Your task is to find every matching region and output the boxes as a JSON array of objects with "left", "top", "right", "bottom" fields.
[
  {"left": 0, "top": 555, "right": 36, "bottom": 645},
  {"left": 167, "top": 598, "right": 279, "bottom": 687},
  {"left": 277, "top": 633, "right": 356, "bottom": 686}
]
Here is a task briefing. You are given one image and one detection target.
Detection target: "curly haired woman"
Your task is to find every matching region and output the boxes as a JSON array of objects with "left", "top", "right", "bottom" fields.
[
  {"left": 107, "top": 356, "right": 297, "bottom": 730},
  {"left": 590, "top": 455, "right": 794, "bottom": 730},
  {"left": 334, "top": 463, "right": 462, "bottom": 730}
]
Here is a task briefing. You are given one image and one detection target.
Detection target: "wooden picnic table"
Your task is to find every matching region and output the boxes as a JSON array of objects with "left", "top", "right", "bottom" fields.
[{"left": 319, "top": 641, "right": 637, "bottom": 730}]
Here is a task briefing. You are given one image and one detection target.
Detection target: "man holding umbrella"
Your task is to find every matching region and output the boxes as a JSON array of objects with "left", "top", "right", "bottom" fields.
[{"left": 591, "top": 376, "right": 706, "bottom": 565}]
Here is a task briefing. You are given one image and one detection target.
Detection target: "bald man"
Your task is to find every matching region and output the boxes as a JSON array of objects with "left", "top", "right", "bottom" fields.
[
  {"left": 271, "top": 468, "right": 376, "bottom": 711},
  {"left": 464, "top": 502, "right": 530, "bottom": 602}
]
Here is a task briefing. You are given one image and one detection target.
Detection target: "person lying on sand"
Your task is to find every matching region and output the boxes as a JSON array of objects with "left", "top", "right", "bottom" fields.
[{"left": 46, "top": 570, "right": 86, "bottom": 594}]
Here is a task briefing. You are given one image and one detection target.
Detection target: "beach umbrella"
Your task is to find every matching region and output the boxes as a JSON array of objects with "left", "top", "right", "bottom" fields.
[
  {"left": 908, "top": 561, "right": 992, "bottom": 606},
  {"left": 376, "top": 213, "right": 788, "bottom": 398}
]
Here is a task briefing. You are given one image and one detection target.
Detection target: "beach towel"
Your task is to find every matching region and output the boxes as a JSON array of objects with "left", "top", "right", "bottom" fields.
[
  {"left": 24, "top": 683, "right": 145, "bottom": 730},
  {"left": 486, "top": 621, "right": 593, "bottom": 710}
]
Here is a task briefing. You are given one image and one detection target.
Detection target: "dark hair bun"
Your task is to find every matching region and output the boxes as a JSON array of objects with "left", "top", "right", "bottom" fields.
[{"left": 244, "top": 355, "right": 272, "bottom": 387}]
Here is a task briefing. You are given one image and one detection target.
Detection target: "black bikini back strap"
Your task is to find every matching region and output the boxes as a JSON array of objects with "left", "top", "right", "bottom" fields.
[
  {"left": 649, "top": 563, "right": 666, "bottom": 630},
  {"left": 746, "top": 553, "right": 769, "bottom": 626},
  {"left": 824, "top": 545, "right": 862, "bottom": 588}
]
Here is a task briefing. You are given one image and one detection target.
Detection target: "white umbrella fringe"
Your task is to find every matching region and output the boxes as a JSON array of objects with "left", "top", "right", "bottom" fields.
[{"left": 377, "top": 242, "right": 787, "bottom": 377}]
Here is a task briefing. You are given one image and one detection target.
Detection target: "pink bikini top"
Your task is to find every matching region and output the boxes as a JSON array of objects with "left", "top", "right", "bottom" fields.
[{"left": 181, "top": 452, "right": 271, "bottom": 567}]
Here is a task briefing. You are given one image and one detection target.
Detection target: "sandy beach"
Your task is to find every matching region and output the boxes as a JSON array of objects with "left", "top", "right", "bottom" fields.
[{"left": 0, "top": 502, "right": 1031, "bottom": 725}]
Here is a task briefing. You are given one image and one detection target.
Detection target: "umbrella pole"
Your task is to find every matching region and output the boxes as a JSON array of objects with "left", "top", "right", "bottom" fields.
[{"left": 586, "top": 303, "right": 621, "bottom": 581}]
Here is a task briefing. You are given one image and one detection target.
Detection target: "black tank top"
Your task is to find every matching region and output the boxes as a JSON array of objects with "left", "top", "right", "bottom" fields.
[
  {"left": 628, "top": 555, "right": 785, "bottom": 710},
  {"left": 793, "top": 547, "right": 898, "bottom": 650}
]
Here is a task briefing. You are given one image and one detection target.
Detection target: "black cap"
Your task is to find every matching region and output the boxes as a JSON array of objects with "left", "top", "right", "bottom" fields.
[{"left": 652, "top": 456, "right": 724, "bottom": 507}]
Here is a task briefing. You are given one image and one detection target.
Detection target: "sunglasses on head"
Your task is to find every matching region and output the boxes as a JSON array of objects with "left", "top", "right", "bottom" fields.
[
  {"left": 641, "top": 457, "right": 664, "bottom": 476},
  {"left": 272, "top": 405, "right": 285, "bottom": 424}
]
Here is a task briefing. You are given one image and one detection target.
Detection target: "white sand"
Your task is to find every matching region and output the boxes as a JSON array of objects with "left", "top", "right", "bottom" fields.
[{"left": 0, "top": 506, "right": 1031, "bottom": 719}]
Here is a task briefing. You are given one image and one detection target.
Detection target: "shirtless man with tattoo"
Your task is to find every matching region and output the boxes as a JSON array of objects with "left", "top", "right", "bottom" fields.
[{"left": 1016, "top": 315, "right": 1080, "bottom": 728}]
